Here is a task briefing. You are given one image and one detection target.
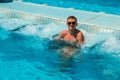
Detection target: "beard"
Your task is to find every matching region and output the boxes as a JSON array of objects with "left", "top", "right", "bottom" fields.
[{"left": 69, "top": 28, "right": 76, "bottom": 35}]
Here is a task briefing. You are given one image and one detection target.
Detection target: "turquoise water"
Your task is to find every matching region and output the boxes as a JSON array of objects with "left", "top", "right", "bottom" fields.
[
  {"left": 0, "top": 18, "right": 120, "bottom": 80},
  {"left": 24, "top": 0, "right": 120, "bottom": 15}
]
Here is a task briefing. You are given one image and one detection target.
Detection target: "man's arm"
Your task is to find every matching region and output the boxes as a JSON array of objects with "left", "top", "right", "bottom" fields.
[{"left": 77, "top": 32, "right": 84, "bottom": 44}]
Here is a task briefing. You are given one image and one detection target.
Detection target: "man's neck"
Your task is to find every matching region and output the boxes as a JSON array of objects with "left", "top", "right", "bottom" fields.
[{"left": 69, "top": 29, "right": 76, "bottom": 35}]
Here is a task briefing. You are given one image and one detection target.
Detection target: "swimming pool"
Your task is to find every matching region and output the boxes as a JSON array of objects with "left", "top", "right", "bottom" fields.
[
  {"left": 0, "top": 16, "right": 120, "bottom": 80},
  {"left": 0, "top": 0, "right": 120, "bottom": 80},
  {"left": 23, "top": 0, "right": 120, "bottom": 15}
]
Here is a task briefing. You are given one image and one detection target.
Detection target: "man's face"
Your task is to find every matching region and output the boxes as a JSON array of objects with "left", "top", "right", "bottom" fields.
[{"left": 67, "top": 18, "right": 77, "bottom": 31}]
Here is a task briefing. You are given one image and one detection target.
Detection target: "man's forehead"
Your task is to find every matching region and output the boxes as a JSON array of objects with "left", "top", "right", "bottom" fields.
[{"left": 67, "top": 18, "right": 76, "bottom": 21}]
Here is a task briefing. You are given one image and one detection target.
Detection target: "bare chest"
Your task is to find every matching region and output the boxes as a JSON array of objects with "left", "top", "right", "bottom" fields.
[{"left": 64, "top": 34, "right": 77, "bottom": 42}]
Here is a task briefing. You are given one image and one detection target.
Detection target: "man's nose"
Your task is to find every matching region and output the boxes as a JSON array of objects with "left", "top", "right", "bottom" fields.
[{"left": 69, "top": 23, "right": 74, "bottom": 26}]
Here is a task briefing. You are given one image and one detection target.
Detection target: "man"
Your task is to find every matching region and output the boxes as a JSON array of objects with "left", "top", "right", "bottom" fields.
[
  {"left": 58, "top": 16, "right": 84, "bottom": 46},
  {"left": 58, "top": 16, "right": 84, "bottom": 60}
]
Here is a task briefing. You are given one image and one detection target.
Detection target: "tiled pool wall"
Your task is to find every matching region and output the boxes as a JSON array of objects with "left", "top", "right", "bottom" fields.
[{"left": 0, "top": 8, "right": 116, "bottom": 33}]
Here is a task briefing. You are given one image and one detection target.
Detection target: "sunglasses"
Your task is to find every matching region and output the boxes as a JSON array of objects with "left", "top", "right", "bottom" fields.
[{"left": 67, "top": 22, "right": 76, "bottom": 25}]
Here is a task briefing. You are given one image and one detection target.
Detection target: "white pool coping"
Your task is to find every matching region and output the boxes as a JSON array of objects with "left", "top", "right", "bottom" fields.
[{"left": 0, "top": 1, "right": 120, "bottom": 29}]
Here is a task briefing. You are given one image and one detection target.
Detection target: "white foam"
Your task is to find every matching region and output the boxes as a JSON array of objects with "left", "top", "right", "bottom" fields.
[
  {"left": 40, "top": 23, "right": 66, "bottom": 38},
  {"left": 18, "top": 24, "right": 42, "bottom": 36},
  {"left": 0, "top": 18, "right": 119, "bottom": 53},
  {"left": 18, "top": 22, "right": 66, "bottom": 39},
  {"left": 102, "top": 37, "right": 120, "bottom": 53},
  {"left": 82, "top": 29, "right": 113, "bottom": 48}
]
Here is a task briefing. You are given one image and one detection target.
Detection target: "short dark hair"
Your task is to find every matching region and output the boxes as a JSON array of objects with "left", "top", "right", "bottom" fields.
[{"left": 67, "top": 16, "right": 77, "bottom": 22}]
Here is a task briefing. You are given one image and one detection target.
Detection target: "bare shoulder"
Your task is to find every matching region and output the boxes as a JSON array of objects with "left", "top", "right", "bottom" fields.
[
  {"left": 76, "top": 29, "right": 84, "bottom": 36},
  {"left": 58, "top": 30, "right": 68, "bottom": 39},
  {"left": 60, "top": 30, "right": 68, "bottom": 35},
  {"left": 76, "top": 30, "right": 84, "bottom": 44},
  {"left": 61, "top": 30, "right": 68, "bottom": 33},
  {"left": 78, "top": 31, "right": 84, "bottom": 36}
]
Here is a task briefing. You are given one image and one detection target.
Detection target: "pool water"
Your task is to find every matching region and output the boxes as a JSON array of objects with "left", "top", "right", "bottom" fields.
[
  {"left": 23, "top": 0, "right": 120, "bottom": 15},
  {"left": 0, "top": 18, "right": 120, "bottom": 80}
]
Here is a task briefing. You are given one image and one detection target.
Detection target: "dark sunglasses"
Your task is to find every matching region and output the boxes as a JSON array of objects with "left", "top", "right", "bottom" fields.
[{"left": 67, "top": 22, "right": 76, "bottom": 25}]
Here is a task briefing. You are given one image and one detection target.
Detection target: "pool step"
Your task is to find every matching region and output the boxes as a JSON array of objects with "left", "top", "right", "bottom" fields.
[
  {"left": 0, "top": 7, "right": 116, "bottom": 33},
  {"left": 0, "top": 1, "right": 120, "bottom": 28}
]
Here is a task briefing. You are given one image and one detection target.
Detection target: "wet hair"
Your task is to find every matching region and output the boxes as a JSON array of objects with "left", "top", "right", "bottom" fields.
[{"left": 67, "top": 16, "right": 77, "bottom": 22}]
